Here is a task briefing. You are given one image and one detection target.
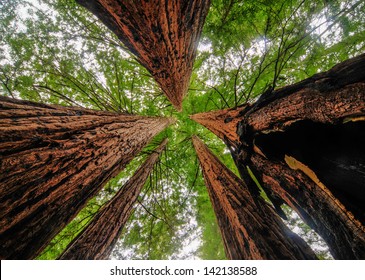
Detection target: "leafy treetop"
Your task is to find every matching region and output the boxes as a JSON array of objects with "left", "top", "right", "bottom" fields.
[{"left": 0, "top": 0, "right": 364, "bottom": 259}]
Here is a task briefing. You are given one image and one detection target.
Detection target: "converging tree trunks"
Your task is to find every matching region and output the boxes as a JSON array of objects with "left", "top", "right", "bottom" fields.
[
  {"left": 0, "top": 96, "right": 173, "bottom": 259},
  {"left": 191, "top": 53, "right": 365, "bottom": 259},
  {"left": 59, "top": 139, "right": 168, "bottom": 260},
  {"left": 192, "top": 136, "right": 317, "bottom": 260},
  {"left": 1, "top": 0, "right": 364, "bottom": 261}
]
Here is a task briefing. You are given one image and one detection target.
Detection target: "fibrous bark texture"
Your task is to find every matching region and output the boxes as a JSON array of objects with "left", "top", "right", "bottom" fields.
[
  {"left": 190, "top": 105, "right": 246, "bottom": 148},
  {"left": 192, "top": 136, "right": 317, "bottom": 260},
  {"left": 250, "top": 152, "right": 365, "bottom": 260},
  {"left": 0, "top": 96, "right": 172, "bottom": 259},
  {"left": 59, "top": 138, "right": 168, "bottom": 260},
  {"left": 191, "top": 53, "right": 365, "bottom": 259},
  {"left": 76, "top": 0, "right": 211, "bottom": 111}
]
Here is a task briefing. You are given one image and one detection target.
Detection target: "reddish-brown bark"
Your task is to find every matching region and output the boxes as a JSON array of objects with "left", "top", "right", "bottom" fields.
[
  {"left": 190, "top": 54, "right": 365, "bottom": 259},
  {"left": 76, "top": 0, "right": 211, "bottom": 111},
  {"left": 58, "top": 138, "right": 168, "bottom": 260},
  {"left": 243, "top": 83, "right": 365, "bottom": 133},
  {"left": 192, "top": 136, "right": 317, "bottom": 260},
  {"left": 250, "top": 153, "right": 365, "bottom": 260},
  {"left": 0, "top": 96, "right": 172, "bottom": 259},
  {"left": 190, "top": 105, "right": 263, "bottom": 199},
  {"left": 190, "top": 105, "right": 246, "bottom": 148}
]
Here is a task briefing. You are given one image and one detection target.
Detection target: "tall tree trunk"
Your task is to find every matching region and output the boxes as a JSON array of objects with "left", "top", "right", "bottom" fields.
[
  {"left": 190, "top": 54, "right": 365, "bottom": 259},
  {"left": 192, "top": 136, "right": 317, "bottom": 260},
  {"left": 76, "top": 0, "right": 211, "bottom": 111},
  {"left": 58, "top": 138, "right": 168, "bottom": 260},
  {"left": 0, "top": 96, "right": 173, "bottom": 259},
  {"left": 250, "top": 153, "right": 365, "bottom": 260}
]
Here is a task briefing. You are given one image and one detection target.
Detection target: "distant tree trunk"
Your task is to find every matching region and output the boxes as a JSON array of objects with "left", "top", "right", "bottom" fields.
[
  {"left": 192, "top": 136, "right": 317, "bottom": 260},
  {"left": 58, "top": 138, "right": 168, "bottom": 260},
  {"left": 0, "top": 96, "right": 173, "bottom": 259},
  {"left": 191, "top": 54, "right": 365, "bottom": 259},
  {"left": 76, "top": 0, "right": 211, "bottom": 111}
]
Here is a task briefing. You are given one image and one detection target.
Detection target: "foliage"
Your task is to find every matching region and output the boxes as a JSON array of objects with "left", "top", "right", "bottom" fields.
[
  {"left": 1, "top": 0, "right": 364, "bottom": 259},
  {"left": 282, "top": 206, "right": 333, "bottom": 260}
]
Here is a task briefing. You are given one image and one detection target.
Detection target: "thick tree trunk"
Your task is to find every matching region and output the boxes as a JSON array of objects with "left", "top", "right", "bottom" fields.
[
  {"left": 191, "top": 105, "right": 246, "bottom": 148},
  {"left": 58, "top": 138, "right": 168, "bottom": 260},
  {"left": 250, "top": 153, "right": 365, "bottom": 260},
  {"left": 76, "top": 0, "right": 211, "bottom": 111},
  {"left": 192, "top": 136, "right": 317, "bottom": 260},
  {"left": 190, "top": 54, "right": 365, "bottom": 259},
  {"left": 0, "top": 96, "right": 172, "bottom": 259}
]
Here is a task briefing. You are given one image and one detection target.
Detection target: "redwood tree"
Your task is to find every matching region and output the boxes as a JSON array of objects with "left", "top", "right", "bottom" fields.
[
  {"left": 76, "top": 0, "right": 211, "bottom": 111},
  {"left": 0, "top": 96, "right": 173, "bottom": 259},
  {"left": 192, "top": 136, "right": 317, "bottom": 260},
  {"left": 58, "top": 138, "right": 168, "bottom": 260},
  {"left": 191, "top": 54, "right": 365, "bottom": 259}
]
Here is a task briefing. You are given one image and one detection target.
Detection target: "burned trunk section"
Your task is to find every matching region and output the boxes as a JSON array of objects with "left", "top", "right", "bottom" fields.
[
  {"left": 192, "top": 136, "right": 317, "bottom": 260},
  {"left": 0, "top": 96, "right": 172, "bottom": 259},
  {"left": 254, "top": 120, "right": 365, "bottom": 225},
  {"left": 76, "top": 0, "right": 211, "bottom": 110},
  {"left": 239, "top": 59, "right": 365, "bottom": 259},
  {"left": 250, "top": 152, "right": 365, "bottom": 260},
  {"left": 190, "top": 54, "right": 365, "bottom": 259},
  {"left": 58, "top": 139, "right": 168, "bottom": 260}
]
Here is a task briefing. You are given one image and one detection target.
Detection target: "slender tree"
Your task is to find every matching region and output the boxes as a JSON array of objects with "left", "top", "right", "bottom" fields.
[
  {"left": 58, "top": 138, "right": 168, "bottom": 260},
  {"left": 0, "top": 96, "right": 173, "bottom": 259},
  {"left": 192, "top": 136, "right": 317, "bottom": 259},
  {"left": 76, "top": 0, "right": 211, "bottom": 111},
  {"left": 190, "top": 54, "right": 365, "bottom": 259}
]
